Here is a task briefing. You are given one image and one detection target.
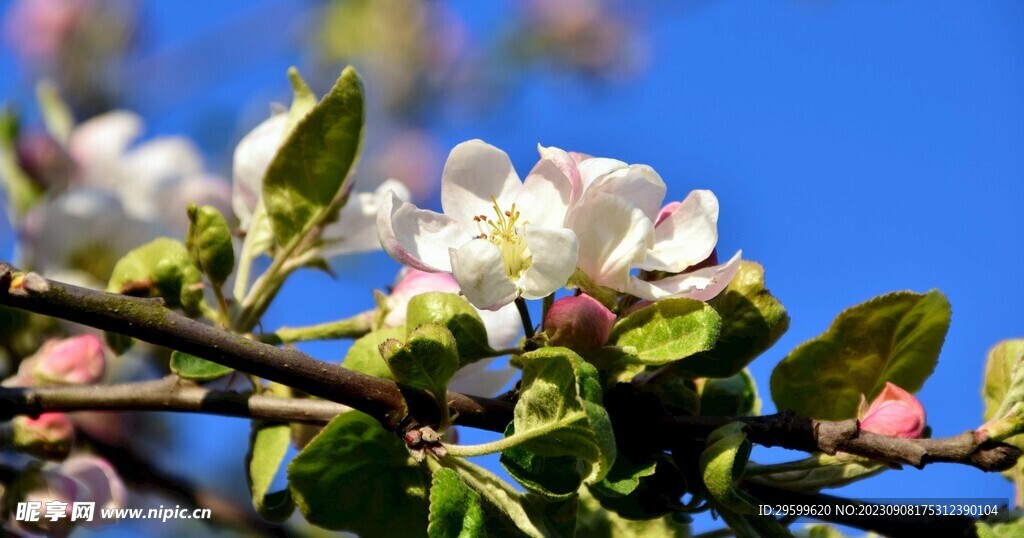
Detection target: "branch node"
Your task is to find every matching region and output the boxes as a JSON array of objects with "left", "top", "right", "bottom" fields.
[{"left": 813, "top": 419, "right": 858, "bottom": 454}]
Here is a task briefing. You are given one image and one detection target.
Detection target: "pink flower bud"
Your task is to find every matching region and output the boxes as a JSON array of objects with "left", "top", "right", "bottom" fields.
[
  {"left": 13, "top": 413, "right": 75, "bottom": 461},
  {"left": 383, "top": 269, "right": 461, "bottom": 327},
  {"left": 31, "top": 334, "right": 106, "bottom": 386},
  {"left": 544, "top": 294, "right": 616, "bottom": 352},
  {"left": 859, "top": 382, "right": 926, "bottom": 438}
]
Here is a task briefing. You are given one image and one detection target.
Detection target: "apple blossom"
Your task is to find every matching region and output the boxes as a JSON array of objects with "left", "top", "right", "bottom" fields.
[
  {"left": 232, "top": 113, "right": 410, "bottom": 258},
  {"left": 378, "top": 140, "right": 580, "bottom": 310},
  {"left": 12, "top": 413, "right": 75, "bottom": 461},
  {"left": 859, "top": 382, "right": 926, "bottom": 439},
  {"left": 566, "top": 155, "right": 742, "bottom": 302},
  {"left": 544, "top": 293, "right": 616, "bottom": 352},
  {"left": 3, "top": 334, "right": 106, "bottom": 387}
]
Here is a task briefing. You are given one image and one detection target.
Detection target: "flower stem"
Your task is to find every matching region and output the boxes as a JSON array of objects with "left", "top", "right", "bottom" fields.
[
  {"left": 261, "top": 311, "right": 374, "bottom": 344},
  {"left": 515, "top": 297, "right": 535, "bottom": 340},
  {"left": 540, "top": 294, "right": 554, "bottom": 330}
]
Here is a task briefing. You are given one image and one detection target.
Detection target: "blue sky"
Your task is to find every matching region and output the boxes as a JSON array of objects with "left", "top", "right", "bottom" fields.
[{"left": 2, "top": 1, "right": 1023, "bottom": 535}]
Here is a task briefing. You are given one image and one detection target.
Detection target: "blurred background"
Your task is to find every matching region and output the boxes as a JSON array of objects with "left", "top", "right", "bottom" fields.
[{"left": 0, "top": 0, "right": 1022, "bottom": 536}]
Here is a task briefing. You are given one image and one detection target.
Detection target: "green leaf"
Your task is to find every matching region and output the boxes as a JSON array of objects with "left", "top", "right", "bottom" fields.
[
  {"left": 608, "top": 298, "right": 721, "bottom": 365},
  {"left": 342, "top": 326, "right": 405, "bottom": 379},
  {"left": 592, "top": 456, "right": 657, "bottom": 498},
  {"left": 770, "top": 290, "right": 951, "bottom": 420},
  {"left": 287, "top": 411, "right": 428, "bottom": 535},
  {"left": 445, "top": 458, "right": 564, "bottom": 538},
  {"left": 407, "top": 292, "right": 495, "bottom": 363},
  {"left": 699, "top": 369, "right": 761, "bottom": 417},
  {"left": 262, "top": 66, "right": 364, "bottom": 247},
  {"left": 576, "top": 487, "right": 689, "bottom": 538},
  {"left": 977, "top": 515, "right": 1024, "bottom": 538},
  {"left": 983, "top": 340, "right": 1024, "bottom": 436},
  {"left": 284, "top": 67, "right": 317, "bottom": 134},
  {"left": 589, "top": 455, "right": 688, "bottom": 520},
  {"left": 798, "top": 524, "right": 851, "bottom": 538},
  {"left": 499, "top": 347, "right": 616, "bottom": 497},
  {"left": 107, "top": 238, "right": 205, "bottom": 316},
  {"left": 35, "top": 81, "right": 74, "bottom": 145},
  {"left": 381, "top": 323, "right": 461, "bottom": 421},
  {"left": 700, "top": 422, "right": 758, "bottom": 515},
  {"left": 246, "top": 421, "right": 294, "bottom": 521},
  {"left": 714, "top": 506, "right": 792, "bottom": 538},
  {"left": 669, "top": 261, "right": 789, "bottom": 377},
  {"left": 169, "top": 351, "right": 233, "bottom": 381},
  {"left": 429, "top": 468, "right": 487, "bottom": 538},
  {"left": 746, "top": 454, "right": 884, "bottom": 492},
  {"left": 186, "top": 204, "right": 235, "bottom": 287}
]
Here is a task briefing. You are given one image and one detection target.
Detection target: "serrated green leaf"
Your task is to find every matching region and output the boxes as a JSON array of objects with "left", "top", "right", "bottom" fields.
[
  {"left": 186, "top": 204, "right": 235, "bottom": 286},
  {"left": 589, "top": 455, "right": 688, "bottom": 520},
  {"left": 576, "top": 487, "right": 689, "bottom": 538},
  {"left": 107, "top": 237, "right": 205, "bottom": 316},
  {"left": 246, "top": 421, "right": 294, "bottom": 521},
  {"left": 429, "top": 468, "right": 488, "bottom": 538},
  {"left": 382, "top": 323, "right": 460, "bottom": 421},
  {"left": 745, "top": 454, "right": 883, "bottom": 492},
  {"left": 983, "top": 340, "right": 1024, "bottom": 444},
  {"left": 770, "top": 290, "right": 951, "bottom": 420},
  {"left": 342, "top": 326, "right": 406, "bottom": 378},
  {"left": 287, "top": 411, "right": 427, "bottom": 535},
  {"left": 669, "top": 261, "right": 789, "bottom": 377},
  {"left": 446, "top": 458, "right": 563, "bottom": 538},
  {"left": 407, "top": 292, "right": 496, "bottom": 363},
  {"left": 609, "top": 298, "right": 721, "bottom": 365},
  {"left": 263, "top": 66, "right": 364, "bottom": 247},
  {"left": 699, "top": 369, "right": 760, "bottom": 417},
  {"left": 169, "top": 351, "right": 233, "bottom": 381},
  {"left": 496, "top": 347, "right": 615, "bottom": 498},
  {"left": 700, "top": 422, "right": 758, "bottom": 515},
  {"left": 591, "top": 455, "right": 657, "bottom": 498}
]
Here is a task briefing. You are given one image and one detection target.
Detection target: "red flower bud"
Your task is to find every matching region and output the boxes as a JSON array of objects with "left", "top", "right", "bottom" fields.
[
  {"left": 544, "top": 294, "right": 616, "bottom": 352},
  {"left": 13, "top": 413, "right": 75, "bottom": 461},
  {"left": 859, "top": 382, "right": 926, "bottom": 439}
]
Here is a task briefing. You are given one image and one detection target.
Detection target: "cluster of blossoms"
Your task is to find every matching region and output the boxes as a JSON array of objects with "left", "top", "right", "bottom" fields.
[{"left": 377, "top": 139, "right": 742, "bottom": 311}]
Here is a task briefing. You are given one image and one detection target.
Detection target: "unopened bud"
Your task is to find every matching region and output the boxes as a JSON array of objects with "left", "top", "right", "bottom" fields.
[
  {"left": 859, "top": 382, "right": 926, "bottom": 439},
  {"left": 544, "top": 294, "right": 616, "bottom": 352},
  {"left": 31, "top": 334, "right": 107, "bottom": 386},
  {"left": 13, "top": 413, "right": 75, "bottom": 461},
  {"left": 16, "top": 131, "right": 74, "bottom": 191},
  {"left": 383, "top": 269, "right": 460, "bottom": 327}
]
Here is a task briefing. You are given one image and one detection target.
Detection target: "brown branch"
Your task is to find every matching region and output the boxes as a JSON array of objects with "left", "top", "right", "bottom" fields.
[
  {"left": 0, "top": 376, "right": 346, "bottom": 424},
  {"left": 0, "top": 263, "right": 514, "bottom": 433}
]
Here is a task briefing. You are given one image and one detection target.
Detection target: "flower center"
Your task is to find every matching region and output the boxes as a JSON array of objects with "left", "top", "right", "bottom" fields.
[{"left": 473, "top": 198, "right": 531, "bottom": 279}]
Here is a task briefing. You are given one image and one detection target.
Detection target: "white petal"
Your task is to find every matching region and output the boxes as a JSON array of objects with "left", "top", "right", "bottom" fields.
[
  {"left": 643, "top": 190, "right": 720, "bottom": 273},
  {"left": 68, "top": 111, "right": 143, "bottom": 176},
  {"left": 449, "top": 239, "right": 518, "bottom": 310},
  {"left": 448, "top": 356, "right": 516, "bottom": 397},
  {"left": 578, "top": 157, "right": 627, "bottom": 191},
  {"left": 377, "top": 190, "right": 468, "bottom": 272},
  {"left": 628, "top": 250, "right": 742, "bottom": 301},
  {"left": 440, "top": 140, "right": 522, "bottom": 226},
  {"left": 322, "top": 180, "right": 411, "bottom": 258},
  {"left": 119, "top": 138, "right": 204, "bottom": 219},
  {"left": 476, "top": 303, "right": 522, "bottom": 350},
  {"left": 232, "top": 114, "right": 287, "bottom": 228},
  {"left": 518, "top": 225, "right": 578, "bottom": 300},
  {"left": 515, "top": 148, "right": 577, "bottom": 229},
  {"left": 570, "top": 192, "right": 653, "bottom": 291},
  {"left": 586, "top": 164, "right": 667, "bottom": 222}
]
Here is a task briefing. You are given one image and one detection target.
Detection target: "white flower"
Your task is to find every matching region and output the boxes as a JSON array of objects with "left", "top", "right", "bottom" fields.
[
  {"left": 377, "top": 140, "right": 580, "bottom": 310},
  {"left": 231, "top": 113, "right": 409, "bottom": 257},
  {"left": 566, "top": 156, "right": 742, "bottom": 301}
]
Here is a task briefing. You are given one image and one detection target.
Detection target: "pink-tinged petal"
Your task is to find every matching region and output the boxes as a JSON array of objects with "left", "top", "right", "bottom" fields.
[
  {"left": 568, "top": 151, "right": 592, "bottom": 164},
  {"left": 544, "top": 294, "right": 616, "bottom": 352},
  {"left": 518, "top": 225, "right": 579, "bottom": 299},
  {"left": 516, "top": 146, "right": 578, "bottom": 228},
  {"left": 629, "top": 250, "right": 742, "bottom": 301},
  {"left": 860, "top": 382, "right": 926, "bottom": 439},
  {"left": 577, "top": 157, "right": 627, "bottom": 191},
  {"left": 383, "top": 269, "right": 461, "bottom": 327},
  {"left": 377, "top": 190, "right": 469, "bottom": 272},
  {"left": 643, "top": 190, "right": 720, "bottom": 273},
  {"left": 570, "top": 192, "right": 653, "bottom": 291},
  {"left": 449, "top": 239, "right": 519, "bottom": 310},
  {"left": 655, "top": 201, "right": 682, "bottom": 226},
  {"left": 232, "top": 114, "right": 287, "bottom": 228},
  {"left": 440, "top": 140, "right": 522, "bottom": 226},
  {"left": 59, "top": 455, "right": 127, "bottom": 511},
  {"left": 323, "top": 180, "right": 411, "bottom": 258},
  {"left": 586, "top": 164, "right": 667, "bottom": 222}
]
